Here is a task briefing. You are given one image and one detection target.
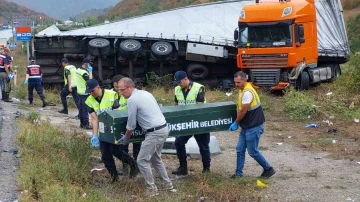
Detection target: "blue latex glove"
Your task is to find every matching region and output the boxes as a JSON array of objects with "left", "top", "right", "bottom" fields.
[
  {"left": 87, "top": 65, "right": 93, "bottom": 73},
  {"left": 229, "top": 122, "right": 239, "bottom": 131},
  {"left": 8, "top": 73, "right": 14, "bottom": 80},
  {"left": 24, "top": 80, "right": 28, "bottom": 85},
  {"left": 91, "top": 134, "right": 99, "bottom": 148},
  {"left": 118, "top": 135, "right": 130, "bottom": 145}
]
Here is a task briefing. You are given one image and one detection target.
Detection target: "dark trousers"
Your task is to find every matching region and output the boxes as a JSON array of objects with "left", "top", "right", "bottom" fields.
[
  {"left": 78, "top": 94, "right": 89, "bottom": 125},
  {"left": 60, "top": 85, "right": 80, "bottom": 111},
  {"left": 175, "top": 133, "right": 211, "bottom": 168},
  {"left": 100, "top": 140, "right": 137, "bottom": 173},
  {"left": 28, "top": 82, "right": 45, "bottom": 103},
  {"left": 122, "top": 142, "right": 142, "bottom": 160}
]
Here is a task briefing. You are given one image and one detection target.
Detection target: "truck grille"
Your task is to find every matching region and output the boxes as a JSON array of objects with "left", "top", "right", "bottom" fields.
[
  {"left": 242, "top": 54, "right": 288, "bottom": 68},
  {"left": 250, "top": 69, "right": 280, "bottom": 87}
]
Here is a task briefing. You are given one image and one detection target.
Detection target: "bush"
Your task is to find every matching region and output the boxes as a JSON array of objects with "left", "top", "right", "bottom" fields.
[
  {"left": 145, "top": 71, "right": 174, "bottom": 91},
  {"left": 336, "top": 55, "right": 360, "bottom": 91},
  {"left": 284, "top": 88, "right": 318, "bottom": 121}
]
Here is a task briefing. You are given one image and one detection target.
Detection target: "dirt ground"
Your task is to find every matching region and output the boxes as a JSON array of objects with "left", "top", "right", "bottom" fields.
[{"left": 1, "top": 100, "right": 360, "bottom": 202}]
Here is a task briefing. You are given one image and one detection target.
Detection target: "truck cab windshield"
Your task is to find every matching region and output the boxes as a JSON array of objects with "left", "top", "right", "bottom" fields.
[{"left": 239, "top": 24, "right": 292, "bottom": 48}]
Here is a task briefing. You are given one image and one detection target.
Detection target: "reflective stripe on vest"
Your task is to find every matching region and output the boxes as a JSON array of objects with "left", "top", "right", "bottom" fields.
[
  {"left": 85, "top": 89, "right": 116, "bottom": 116},
  {"left": 237, "top": 83, "right": 261, "bottom": 111},
  {"left": 175, "top": 82, "right": 206, "bottom": 105},
  {"left": 0, "top": 54, "right": 6, "bottom": 69},
  {"left": 27, "top": 65, "right": 41, "bottom": 78},
  {"left": 64, "top": 65, "right": 77, "bottom": 86},
  {"left": 76, "top": 68, "right": 88, "bottom": 95}
]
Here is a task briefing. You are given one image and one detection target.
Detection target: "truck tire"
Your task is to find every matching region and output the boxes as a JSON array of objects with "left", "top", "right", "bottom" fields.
[
  {"left": 187, "top": 63, "right": 209, "bottom": 80},
  {"left": 119, "top": 39, "right": 142, "bottom": 58},
  {"left": 88, "top": 38, "right": 110, "bottom": 56},
  {"left": 298, "top": 71, "right": 310, "bottom": 90},
  {"left": 151, "top": 41, "right": 173, "bottom": 59}
]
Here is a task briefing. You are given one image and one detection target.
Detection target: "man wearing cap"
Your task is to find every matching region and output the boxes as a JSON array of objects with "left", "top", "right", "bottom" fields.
[
  {"left": 117, "top": 77, "right": 172, "bottom": 195},
  {"left": 24, "top": 56, "right": 49, "bottom": 107},
  {"left": 172, "top": 70, "right": 211, "bottom": 175},
  {"left": 85, "top": 79, "right": 139, "bottom": 183},
  {"left": 75, "top": 58, "right": 92, "bottom": 129},
  {"left": 58, "top": 58, "right": 80, "bottom": 114},
  {"left": 0, "top": 47, "right": 12, "bottom": 102}
]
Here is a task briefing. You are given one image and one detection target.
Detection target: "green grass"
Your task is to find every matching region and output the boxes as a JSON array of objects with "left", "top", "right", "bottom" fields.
[{"left": 16, "top": 116, "right": 264, "bottom": 202}]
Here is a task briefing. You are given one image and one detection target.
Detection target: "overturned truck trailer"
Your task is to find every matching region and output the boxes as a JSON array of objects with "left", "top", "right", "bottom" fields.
[{"left": 33, "top": 0, "right": 349, "bottom": 89}]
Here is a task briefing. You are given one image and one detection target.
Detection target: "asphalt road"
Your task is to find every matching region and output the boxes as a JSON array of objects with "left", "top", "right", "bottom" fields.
[{"left": 0, "top": 102, "right": 19, "bottom": 202}]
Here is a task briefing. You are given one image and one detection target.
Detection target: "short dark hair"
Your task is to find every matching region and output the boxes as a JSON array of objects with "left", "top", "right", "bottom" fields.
[
  {"left": 234, "top": 71, "right": 248, "bottom": 80},
  {"left": 112, "top": 74, "right": 125, "bottom": 83}
]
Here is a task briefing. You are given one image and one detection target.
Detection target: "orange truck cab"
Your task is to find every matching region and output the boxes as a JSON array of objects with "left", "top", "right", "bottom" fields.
[{"left": 233, "top": 0, "right": 349, "bottom": 90}]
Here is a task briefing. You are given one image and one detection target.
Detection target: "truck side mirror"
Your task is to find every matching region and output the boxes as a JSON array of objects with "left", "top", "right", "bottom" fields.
[
  {"left": 299, "top": 37, "right": 305, "bottom": 43},
  {"left": 234, "top": 29, "right": 239, "bottom": 41},
  {"left": 298, "top": 26, "right": 304, "bottom": 38}
]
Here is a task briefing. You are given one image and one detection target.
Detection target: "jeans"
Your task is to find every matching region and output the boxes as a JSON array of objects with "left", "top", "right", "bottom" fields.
[
  {"left": 137, "top": 127, "right": 172, "bottom": 190},
  {"left": 28, "top": 82, "right": 45, "bottom": 103},
  {"left": 78, "top": 94, "right": 89, "bottom": 125},
  {"left": 175, "top": 133, "right": 211, "bottom": 168},
  {"left": 60, "top": 85, "right": 80, "bottom": 111},
  {"left": 236, "top": 124, "right": 271, "bottom": 176}
]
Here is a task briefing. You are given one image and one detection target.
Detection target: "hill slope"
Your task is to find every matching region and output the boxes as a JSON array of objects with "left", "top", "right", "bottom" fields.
[
  {"left": 0, "top": 0, "right": 49, "bottom": 25},
  {"left": 7, "top": 0, "right": 120, "bottom": 20}
]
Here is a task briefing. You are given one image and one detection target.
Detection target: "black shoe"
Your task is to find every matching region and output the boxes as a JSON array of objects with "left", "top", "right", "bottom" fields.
[
  {"left": 42, "top": 102, "right": 48, "bottom": 108},
  {"left": 202, "top": 167, "right": 210, "bottom": 174},
  {"left": 172, "top": 166, "right": 188, "bottom": 175},
  {"left": 58, "top": 109, "right": 68, "bottom": 114},
  {"left": 260, "top": 167, "right": 276, "bottom": 178},
  {"left": 83, "top": 125, "right": 92, "bottom": 129},
  {"left": 118, "top": 163, "right": 129, "bottom": 176},
  {"left": 230, "top": 174, "right": 243, "bottom": 179},
  {"left": 109, "top": 170, "right": 119, "bottom": 184},
  {"left": 129, "top": 166, "right": 140, "bottom": 178}
]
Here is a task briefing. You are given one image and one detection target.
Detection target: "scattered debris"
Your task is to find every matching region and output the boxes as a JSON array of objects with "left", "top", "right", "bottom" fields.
[
  {"left": 354, "top": 118, "right": 359, "bottom": 123},
  {"left": 276, "top": 143, "right": 283, "bottom": 145},
  {"left": 2, "top": 116, "right": 9, "bottom": 120},
  {"left": 349, "top": 102, "right": 355, "bottom": 109},
  {"left": 288, "top": 136, "right": 292, "bottom": 139},
  {"left": 198, "top": 196, "right": 205, "bottom": 202},
  {"left": 11, "top": 98, "right": 20, "bottom": 103},
  {"left": 305, "top": 123, "right": 320, "bottom": 128},
  {"left": 256, "top": 179, "right": 269, "bottom": 188},
  {"left": 3, "top": 148, "right": 18, "bottom": 154},
  {"left": 332, "top": 140, "right": 336, "bottom": 144},
  {"left": 346, "top": 197, "right": 354, "bottom": 201},
  {"left": 329, "top": 115, "right": 335, "bottom": 119},
  {"left": 356, "top": 162, "right": 360, "bottom": 165},
  {"left": 322, "top": 120, "right": 333, "bottom": 126},
  {"left": 327, "top": 128, "right": 337, "bottom": 133},
  {"left": 314, "top": 157, "right": 322, "bottom": 160},
  {"left": 225, "top": 92, "right": 232, "bottom": 96},
  {"left": 82, "top": 193, "right": 86, "bottom": 198},
  {"left": 20, "top": 190, "right": 28, "bottom": 194},
  {"left": 326, "top": 92, "right": 333, "bottom": 96}
]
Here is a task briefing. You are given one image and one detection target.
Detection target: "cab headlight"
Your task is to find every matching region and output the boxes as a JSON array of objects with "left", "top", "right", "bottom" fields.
[
  {"left": 240, "top": 10, "right": 245, "bottom": 19},
  {"left": 282, "top": 6, "right": 292, "bottom": 17}
]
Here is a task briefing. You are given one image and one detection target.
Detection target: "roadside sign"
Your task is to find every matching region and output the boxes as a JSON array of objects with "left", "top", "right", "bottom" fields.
[
  {"left": 2, "top": 25, "right": 9, "bottom": 29},
  {"left": 15, "top": 26, "right": 32, "bottom": 41},
  {"left": 8, "top": 42, "right": 17, "bottom": 48},
  {"left": 13, "top": 21, "right": 19, "bottom": 27}
]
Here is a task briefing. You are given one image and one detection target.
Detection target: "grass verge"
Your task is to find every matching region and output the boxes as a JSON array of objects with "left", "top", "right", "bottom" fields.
[{"left": 16, "top": 114, "right": 264, "bottom": 201}]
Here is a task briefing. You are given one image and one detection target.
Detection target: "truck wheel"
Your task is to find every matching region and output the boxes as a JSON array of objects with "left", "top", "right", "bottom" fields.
[
  {"left": 119, "top": 39, "right": 142, "bottom": 58},
  {"left": 88, "top": 38, "right": 110, "bottom": 56},
  {"left": 187, "top": 63, "right": 209, "bottom": 80},
  {"left": 298, "top": 71, "right": 310, "bottom": 90},
  {"left": 333, "top": 64, "right": 341, "bottom": 80},
  {"left": 151, "top": 41, "right": 173, "bottom": 59}
]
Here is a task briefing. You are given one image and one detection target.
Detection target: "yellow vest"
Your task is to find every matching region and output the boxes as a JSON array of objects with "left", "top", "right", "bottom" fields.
[
  {"left": 85, "top": 89, "right": 116, "bottom": 115},
  {"left": 110, "top": 88, "right": 128, "bottom": 110},
  {"left": 76, "top": 68, "right": 89, "bottom": 95},
  {"left": 237, "top": 83, "right": 261, "bottom": 111},
  {"left": 64, "top": 65, "right": 77, "bottom": 87},
  {"left": 175, "top": 82, "right": 206, "bottom": 105}
]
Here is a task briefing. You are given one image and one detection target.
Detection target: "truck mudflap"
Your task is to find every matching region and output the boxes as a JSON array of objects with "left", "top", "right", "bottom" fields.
[{"left": 97, "top": 101, "right": 237, "bottom": 144}]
